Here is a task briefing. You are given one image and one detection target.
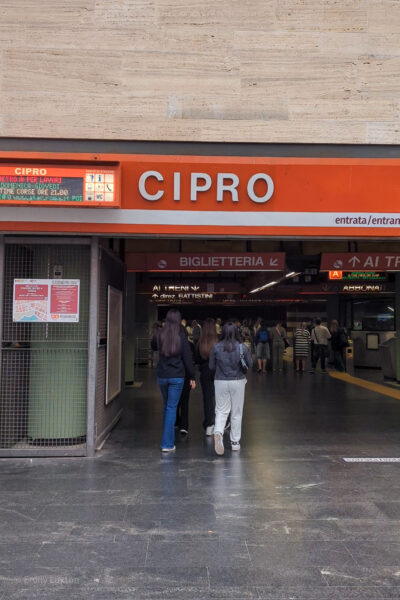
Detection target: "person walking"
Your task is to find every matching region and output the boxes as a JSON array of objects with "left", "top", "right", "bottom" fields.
[
  {"left": 175, "top": 334, "right": 195, "bottom": 435},
  {"left": 330, "top": 319, "right": 348, "bottom": 372},
  {"left": 240, "top": 319, "right": 253, "bottom": 351},
  {"left": 255, "top": 320, "right": 270, "bottom": 373},
  {"left": 209, "top": 322, "right": 253, "bottom": 455},
  {"left": 294, "top": 321, "right": 311, "bottom": 372},
  {"left": 151, "top": 308, "right": 196, "bottom": 452},
  {"left": 192, "top": 319, "right": 202, "bottom": 345},
  {"left": 271, "top": 321, "right": 287, "bottom": 372},
  {"left": 195, "top": 317, "right": 218, "bottom": 436},
  {"left": 310, "top": 318, "right": 331, "bottom": 373},
  {"left": 253, "top": 317, "right": 262, "bottom": 339}
]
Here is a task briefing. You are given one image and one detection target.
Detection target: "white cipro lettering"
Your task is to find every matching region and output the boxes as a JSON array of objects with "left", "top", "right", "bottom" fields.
[
  {"left": 217, "top": 173, "right": 239, "bottom": 202},
  {"left": 191, "top": 173, "right": 212, "bottom": 201},
  {"left": 139, "top": 170, "right": 164, "bottom": 201},
  {"left": 15, "top": 167, "right": 47, "bottom": 176},
  {"left": 247, "top": 173, "right": 274, "bottom": 203},
  {"left": 173, "top": 172, "right": 180, "bottom": 201}
]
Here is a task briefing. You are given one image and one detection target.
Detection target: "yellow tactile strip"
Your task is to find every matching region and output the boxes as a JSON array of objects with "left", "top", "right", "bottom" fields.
[{"left": 329, "top": 371, "right": 400, "bottom": 401}]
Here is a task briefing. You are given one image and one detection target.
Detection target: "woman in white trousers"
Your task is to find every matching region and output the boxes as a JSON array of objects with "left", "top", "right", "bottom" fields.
[{"left": 209, "top": 322, "right": 253, "bottom": 455}]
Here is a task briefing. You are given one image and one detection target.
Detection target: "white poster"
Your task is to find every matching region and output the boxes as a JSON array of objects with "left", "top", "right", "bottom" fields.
[{"left": 13, "top": 279, "right": 80, "bottom": 323}]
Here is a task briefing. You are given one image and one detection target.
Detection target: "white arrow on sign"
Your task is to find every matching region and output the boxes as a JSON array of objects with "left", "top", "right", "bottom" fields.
[
  {"left": 348, "top": 256, "right": 361, "bottom": 267},
  {"left": 269, "top": 258, "right": 279, "bottom": 267}
]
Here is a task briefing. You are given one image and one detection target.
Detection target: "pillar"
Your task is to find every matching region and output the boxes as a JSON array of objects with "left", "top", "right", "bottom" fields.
[
  {"left": 125, "top": 272, "right": 136, "bottom": 383},
  {"left": 396, "top": 274, "right": 400, "bottom": 383}
]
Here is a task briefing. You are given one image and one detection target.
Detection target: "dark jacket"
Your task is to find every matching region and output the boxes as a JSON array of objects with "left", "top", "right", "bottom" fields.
[
  {"left": 209, "top": 341, "right": 253, "bottom": 381},
  {"left": 194, "top": 343, "right": 215, "bottom": 378},
  {"left": 151, "top": 332, "right": 195, "bottom": 380}
]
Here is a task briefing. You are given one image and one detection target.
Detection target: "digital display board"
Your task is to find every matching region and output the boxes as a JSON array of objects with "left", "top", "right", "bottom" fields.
[{"left": 0, "top": 164, "right": 120, "bottom": 207}]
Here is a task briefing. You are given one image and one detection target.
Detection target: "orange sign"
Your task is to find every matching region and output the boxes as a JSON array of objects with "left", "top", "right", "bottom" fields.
[
  {"left": 1, "top": 153, "right": 400, "bottom": 236},
  {"left": 0, "top": 163, "right": 120, "bottom": 207},
  {"left": 322, "top": 253, "right": 400, "bottom": 271},
  {"left": 329, "top": 271, "right": 343, "bottom": 279}
]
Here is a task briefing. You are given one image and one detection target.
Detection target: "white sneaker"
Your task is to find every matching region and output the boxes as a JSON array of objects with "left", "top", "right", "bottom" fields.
[
  {"left": 231, "top": 441, "right": 241, "bottom": 451},
  {"left": 214, "top": 433, "right": 224, "bottom": 456},
  {"left": 205, "top": 426, "right": 214, "bottom": 436},
  {"left": 161, "top": 446, "right": 176, "bottom": 453}
]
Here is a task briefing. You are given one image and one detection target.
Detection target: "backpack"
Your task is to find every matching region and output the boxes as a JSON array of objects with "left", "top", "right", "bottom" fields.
[{"left": 259, "top": 329, "right": 268, "bottom": 343}]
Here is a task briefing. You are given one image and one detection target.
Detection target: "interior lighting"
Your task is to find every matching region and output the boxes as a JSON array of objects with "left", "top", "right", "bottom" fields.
[
  {"left": 249, "top": 280, "right": 277, "bottom": 294},
  {"left": 388, "top": 306, "right": 395, "bottom": 312},
  {"left": 285, "top": 271, "right": 296, "bottom": 278}
]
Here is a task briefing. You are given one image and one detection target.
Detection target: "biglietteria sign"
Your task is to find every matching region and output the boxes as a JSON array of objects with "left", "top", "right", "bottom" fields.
[
  {"left": 2, "top": 154, "right": 400, "bottom": 237},
  {"left": 126, "top": 252, "right": 285, "bottom": 272}
]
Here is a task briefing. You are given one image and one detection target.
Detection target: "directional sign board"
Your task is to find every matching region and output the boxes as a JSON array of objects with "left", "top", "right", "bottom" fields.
[
  {"left": 126, "top": 253, "right": 286, "bottom": 272},
  {"left": 321, "top": 253, "right": 400, "bottom": 272}
]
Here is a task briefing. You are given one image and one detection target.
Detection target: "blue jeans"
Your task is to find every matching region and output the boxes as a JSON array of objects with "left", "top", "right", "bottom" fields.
[{"left": 157, "top": 377, "right": 185, "bottom": 449}]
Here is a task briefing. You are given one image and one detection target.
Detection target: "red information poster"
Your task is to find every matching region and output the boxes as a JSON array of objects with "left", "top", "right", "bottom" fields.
[
  {"left": 13, "top": 279, "right": 80, "bottom": 322},
  {"left": 50, "top": 283, "right": 79, "bottom": 319}
]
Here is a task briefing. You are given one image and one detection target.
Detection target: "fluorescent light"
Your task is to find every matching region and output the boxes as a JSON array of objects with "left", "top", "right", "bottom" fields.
[
  {"left": 249, "top": 280, "right": 277, "bottom": 294},
  {"left": 285, "top": 271, "right": 296, "bottom": 278},
  {"left": 388, "top": 306, "right": 395, "bottom": 312}
]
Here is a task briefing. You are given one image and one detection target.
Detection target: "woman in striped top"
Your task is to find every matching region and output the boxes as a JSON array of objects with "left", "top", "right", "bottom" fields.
[{"left": 294, "top": 322, "right": 311, "bottom": 372}]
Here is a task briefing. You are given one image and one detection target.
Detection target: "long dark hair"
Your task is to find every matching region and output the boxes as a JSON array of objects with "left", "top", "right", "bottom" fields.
[
  {"left": 199, "top": 317, "right": 218, "bottom": 360},
  {"left": 220, "top": 321, "right": 241, "bottom": 352},
  {"left": 157, "top": 309, "right": 182, "bottom": 356}
]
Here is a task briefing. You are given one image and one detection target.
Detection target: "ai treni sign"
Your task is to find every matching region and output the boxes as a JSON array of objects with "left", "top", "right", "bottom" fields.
[
  {"left": 321, "top": 253, "right": 400, "bottom": 271},
  {"left": 2, "top": 154, "right": 400, "bottom": 237}
]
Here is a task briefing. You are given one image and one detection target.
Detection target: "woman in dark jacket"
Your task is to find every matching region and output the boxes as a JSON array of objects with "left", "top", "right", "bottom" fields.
[
  {"left": 330, "top": 319, "right": 347, "bottom": 372},
  {"left": 209, "top": 322, "right": 253, "bottom": 455},
  {"left": 151, "top": 308, "right": 195, "bottom": 452},
  {"left": 194, "top": 317, "right": 218, "bottom": 436}
]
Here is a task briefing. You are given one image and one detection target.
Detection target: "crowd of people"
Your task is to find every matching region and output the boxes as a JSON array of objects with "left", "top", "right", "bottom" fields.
[{"left": 150, "top": 311, "right": 349, "bottom": 456}]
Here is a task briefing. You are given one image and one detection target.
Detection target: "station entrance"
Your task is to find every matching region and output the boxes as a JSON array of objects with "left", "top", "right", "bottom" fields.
[
  {"left": 1, "top": 235, "right": 400, "bottom": 458},
  {"left": 1, "top": 150, "right": 400, "bottom": 457},
  {"left": 0, "top": 231, "right": 399, "bottom": 457}
]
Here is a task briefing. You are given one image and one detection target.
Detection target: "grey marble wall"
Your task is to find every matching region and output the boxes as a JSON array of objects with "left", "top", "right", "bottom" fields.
[{"left": 0, "top": 1, "right": 399, "bottom": 143}]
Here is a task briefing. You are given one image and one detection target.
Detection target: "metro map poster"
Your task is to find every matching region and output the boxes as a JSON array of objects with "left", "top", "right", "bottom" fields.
[{"left": 13, "top": 279, "right": 80, "bottom": 322}]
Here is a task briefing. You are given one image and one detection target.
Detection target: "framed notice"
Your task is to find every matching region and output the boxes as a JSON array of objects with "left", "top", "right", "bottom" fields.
[
  {"left": 105, "top": 286, "right": 123, "bottom": 405},
  {"left": 0, "top": 164, "right": 120, "bottom": 207},
  {"left": 367, "top": 333, "right": 380, "bottom": 351},
  {"left": 13, "top": 279, "right": 80, "bottom": 322}
]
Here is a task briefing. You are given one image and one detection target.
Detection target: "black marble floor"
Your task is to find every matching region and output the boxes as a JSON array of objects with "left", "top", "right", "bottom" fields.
[{"left": 3, "top": 367, "right": 400, "bottom": 599}]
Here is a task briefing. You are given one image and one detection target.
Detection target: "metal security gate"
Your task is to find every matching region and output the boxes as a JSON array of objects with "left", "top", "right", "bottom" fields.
[{"left": 0, "top": 237, "right": 91, "bottom": 457}]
